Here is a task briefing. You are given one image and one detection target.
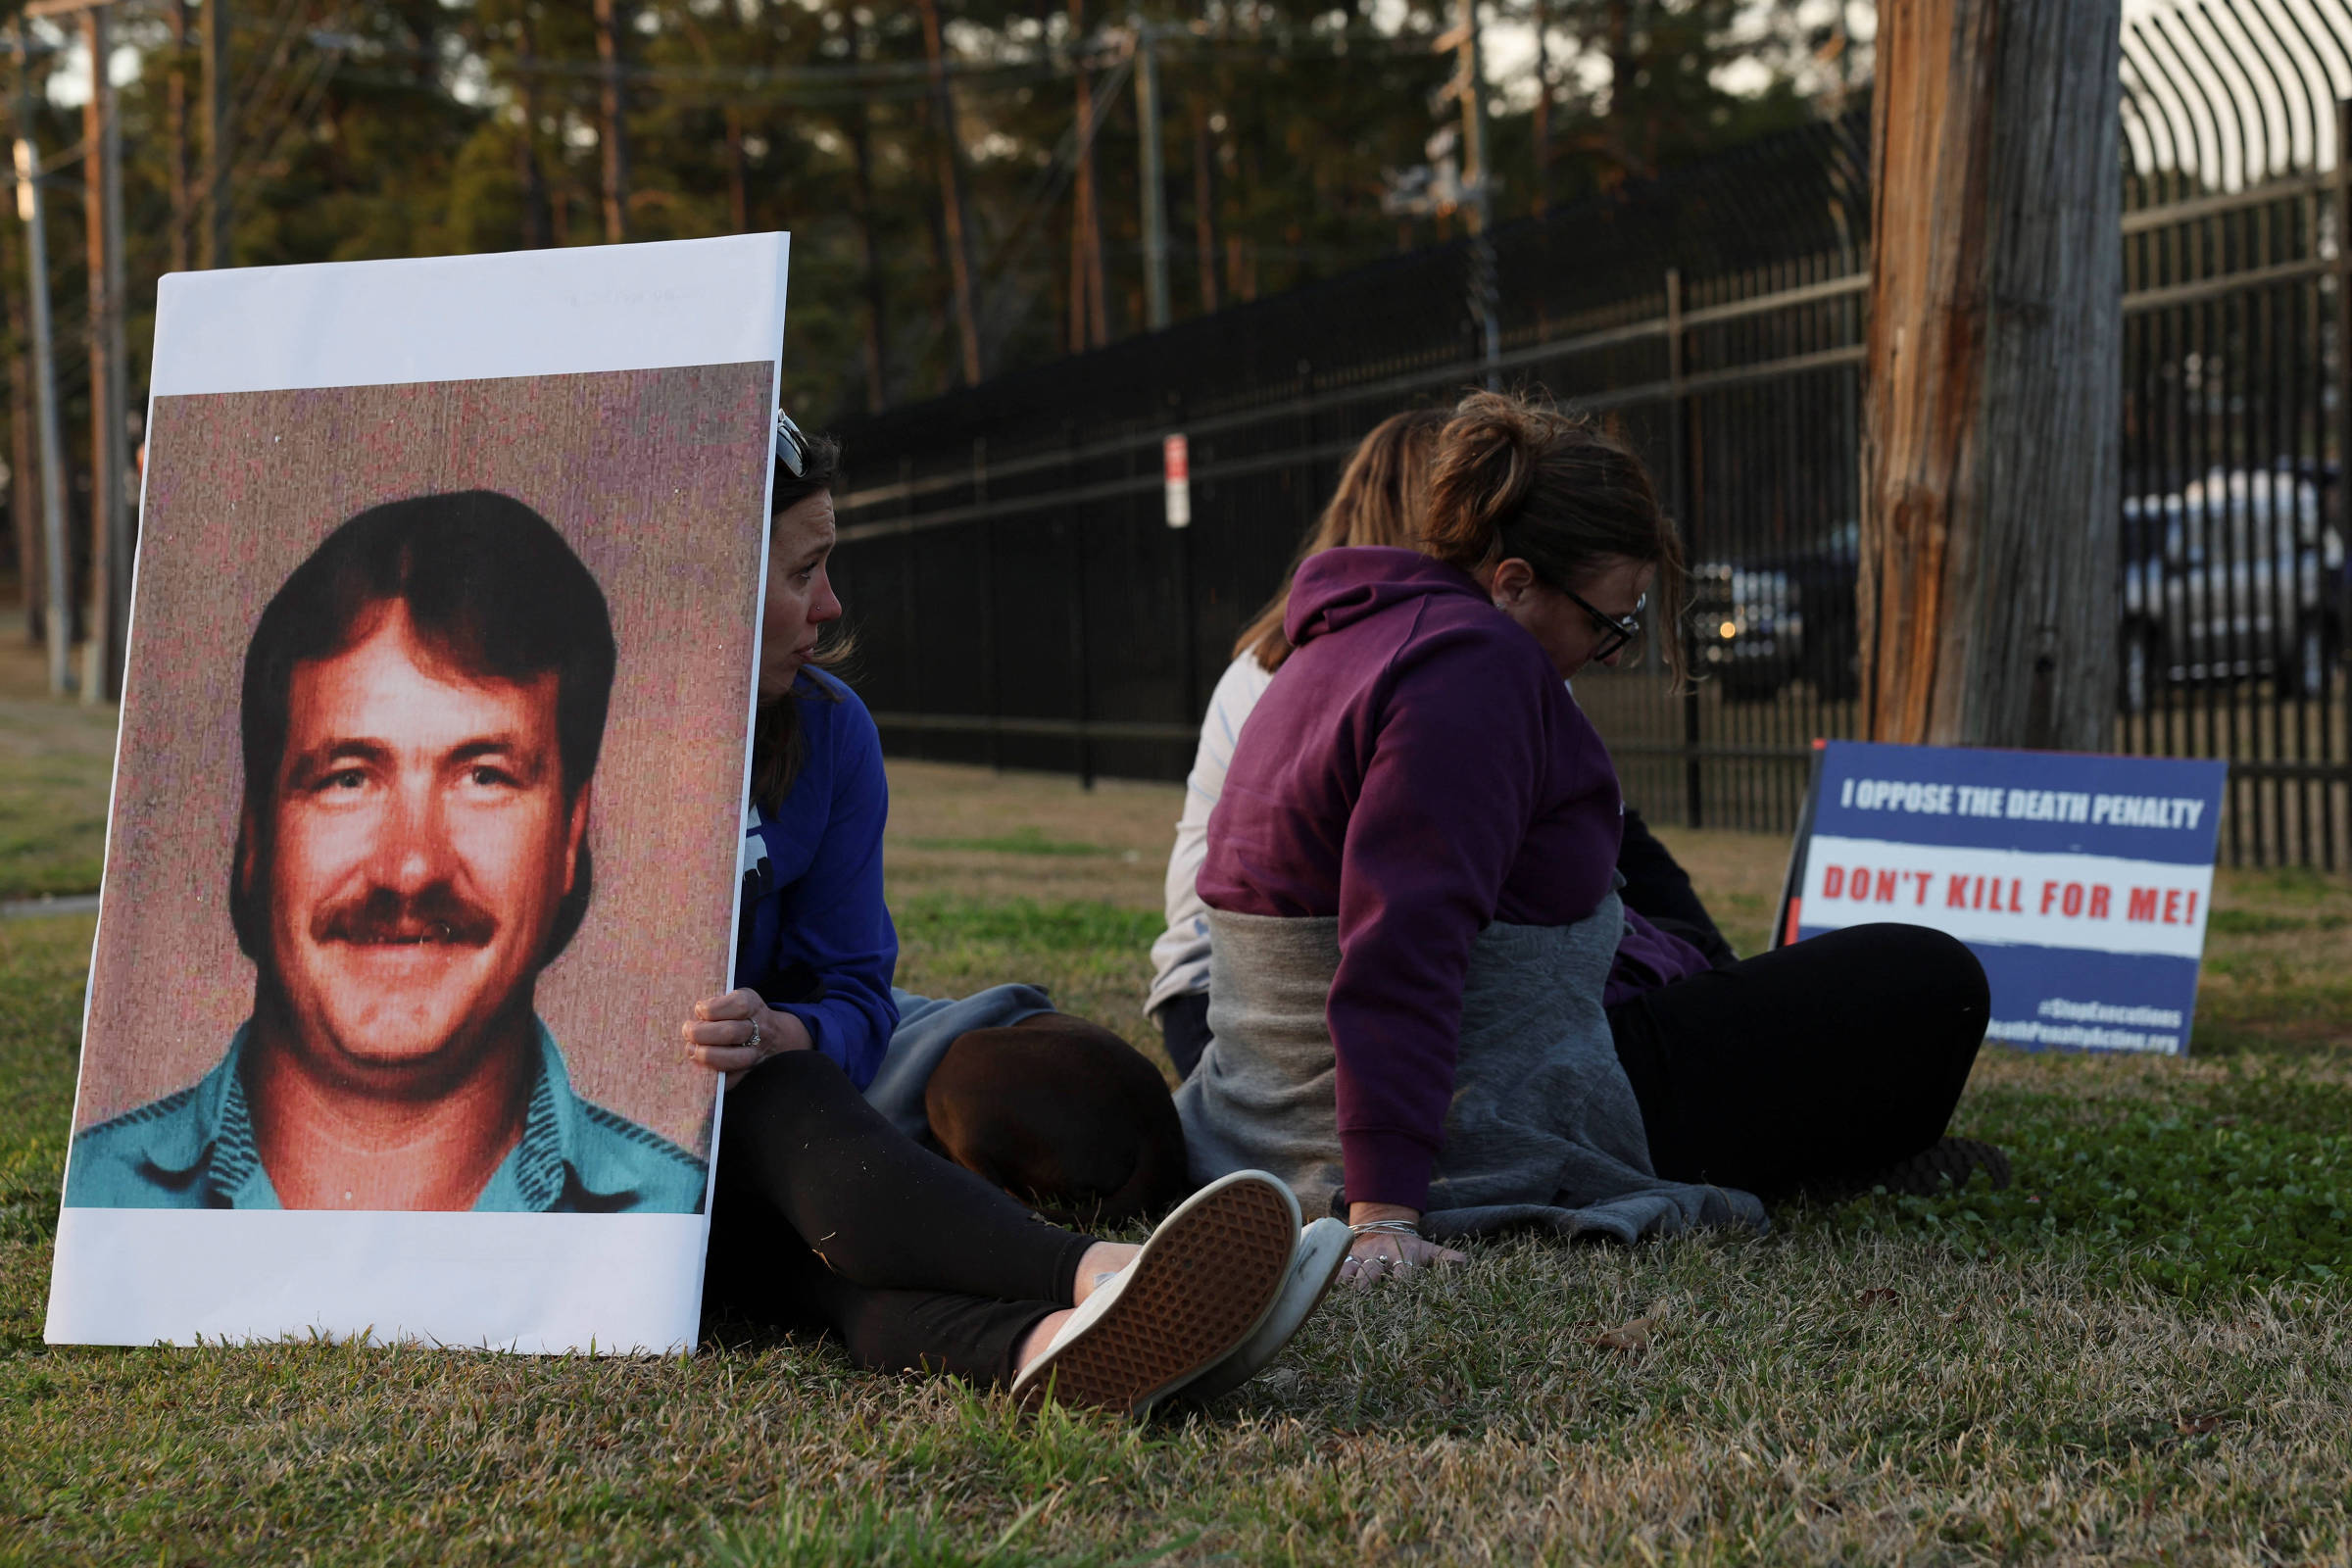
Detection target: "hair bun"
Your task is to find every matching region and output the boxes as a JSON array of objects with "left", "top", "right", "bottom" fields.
[{"left": 1425, "top": 391, "right": 1566, "bottom": 566}]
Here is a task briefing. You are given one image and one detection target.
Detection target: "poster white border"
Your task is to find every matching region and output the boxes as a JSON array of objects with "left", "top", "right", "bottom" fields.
[{"left": 47, "top": 235, "right": 789, "bottom": 1356}]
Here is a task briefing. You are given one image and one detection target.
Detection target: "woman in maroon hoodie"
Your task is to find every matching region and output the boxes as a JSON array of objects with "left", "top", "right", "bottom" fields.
[{"left": 1176, "top": 392, "right": 1992, "bottom": 1285}]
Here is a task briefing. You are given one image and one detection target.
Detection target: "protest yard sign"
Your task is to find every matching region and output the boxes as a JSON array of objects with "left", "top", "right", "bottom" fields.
[
  {"left": 45, "top": 235, "right": 790, "bottom": 1354},
  {"left": 1776, "top": 740, "right": 2229, "bottom": 1056}
]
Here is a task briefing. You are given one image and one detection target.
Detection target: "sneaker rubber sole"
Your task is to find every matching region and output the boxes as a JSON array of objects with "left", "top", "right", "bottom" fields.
[
  {"left": 1012, "top": 1172, "right": 1297, "bottom": 1418},
  {"left": 1175, "top": 1215, "right": 1349, "bottom": 1407}
]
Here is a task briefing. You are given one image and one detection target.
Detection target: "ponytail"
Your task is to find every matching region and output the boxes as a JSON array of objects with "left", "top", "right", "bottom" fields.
[{"left": 1423, "top": 391, "right": 1689, "bottom": 688}]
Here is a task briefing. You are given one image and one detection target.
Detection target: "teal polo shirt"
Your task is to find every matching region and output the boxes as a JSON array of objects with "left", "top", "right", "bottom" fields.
[{"left": 63, "top": 1020, "right": 707, "bottom": 1213}]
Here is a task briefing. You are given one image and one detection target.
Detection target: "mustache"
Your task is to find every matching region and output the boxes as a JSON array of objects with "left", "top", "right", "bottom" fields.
[{"left": 311, "top": 883, "right": 499, "bottom": 948}]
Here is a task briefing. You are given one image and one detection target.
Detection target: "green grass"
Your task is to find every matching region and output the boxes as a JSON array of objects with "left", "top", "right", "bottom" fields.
[
  {"left": 0, "top": 700, "right": 117, "bottom": 901},
  {"left": 4, "top": 767, "right": 2351, "bottom": 1562},
  {"left": 904, "top": 827, "right": 1113, "bottom": 858}
]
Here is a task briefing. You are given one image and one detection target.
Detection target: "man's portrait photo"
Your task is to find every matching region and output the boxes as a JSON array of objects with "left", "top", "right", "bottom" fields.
[
  {"left": 60, "top": 364, "right": 774, "bottom": 1220},
  {"left": 68, "top": 493, "right": 704, "bottom": 1212}
]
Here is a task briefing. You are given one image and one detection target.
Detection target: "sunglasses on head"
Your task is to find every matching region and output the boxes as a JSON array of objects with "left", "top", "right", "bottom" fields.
[
  {"left": 1561, "top": 586, "right": 1644, "bottom": 662},
  {"left": 774, "top": 408, "right": 812, "bottom": 478}
]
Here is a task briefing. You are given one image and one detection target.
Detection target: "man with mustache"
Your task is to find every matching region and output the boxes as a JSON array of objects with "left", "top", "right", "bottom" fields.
[{"left": 65, "top": 492, "right": 705, "bottom": 1212}]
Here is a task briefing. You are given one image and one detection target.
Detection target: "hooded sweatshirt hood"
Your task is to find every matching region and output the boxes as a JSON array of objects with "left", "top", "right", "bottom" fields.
[{"left": 1284, "top": 547, "right": 1487, "bottom": 649}]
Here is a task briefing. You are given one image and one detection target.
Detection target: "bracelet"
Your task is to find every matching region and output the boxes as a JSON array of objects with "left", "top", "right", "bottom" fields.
[{"left": 1348, "top": 1218, "right": 1422, "bottom": 1239}]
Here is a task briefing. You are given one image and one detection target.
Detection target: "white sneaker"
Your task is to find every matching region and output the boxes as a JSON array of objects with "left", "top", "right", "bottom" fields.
[
  {"left": 1009, "top": 1170, "right": 1298, "bottom": 1419},
  {"left": 1174, "top": 1216, "right": 1349, "bottom": 1406}
]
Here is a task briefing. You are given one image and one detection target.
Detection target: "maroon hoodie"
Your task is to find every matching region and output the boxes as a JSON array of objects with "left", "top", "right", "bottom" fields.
[{"left": 1200, "top": 547, "right": 1647, "bottom": 1210}]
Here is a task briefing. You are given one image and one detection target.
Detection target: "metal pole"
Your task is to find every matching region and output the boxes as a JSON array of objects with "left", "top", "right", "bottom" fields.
[
  {"left": 201, "top": 0, "right": 227, "bottom": 268},
  {"left": 1136, "top": 17, "right": 1170, "bottom": 331},
  {"left": 2336, "top": 99, "right": 2352, "bottom": 869},
  {"left": 13, "top": 23, "right": 71, "bottom": 695},
  {"left": 1455, "top": 0, "right": 1500, "bottom": 383}
]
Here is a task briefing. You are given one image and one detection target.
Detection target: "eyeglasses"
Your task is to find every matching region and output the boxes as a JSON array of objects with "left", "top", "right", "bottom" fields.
[
  {"left": 1561, "top": 586, "right": 1643, "bottom": 662},
  {"left": 774, "top": 408, "right": 812, "bottom": 478}
]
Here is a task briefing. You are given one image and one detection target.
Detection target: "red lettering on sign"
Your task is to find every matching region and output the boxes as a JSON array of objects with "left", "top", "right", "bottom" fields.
[
  {"left": 2128, "top": 887, "right": 2158, "bottom": 921},
  {"left": 2062, "top": 883, "right": 2084, "bottom": 917},
  {"left": 1913, "top": 873, "right": 1930, "bottom": 906},
  {"left": 2090, "top": 885, "right": 2111, "bottom": 919},
  {"left": 1875, "top": 869, "right": 1897, "bottom": 903},
  {"left": 1946, "top": 875, "right": 1969, "bottom": 908},
  {"left": 2039, "top": 881, "right": 2059, "bottom": 915},
  {"left": 1823, "top": 866, "right": 1843, "bottom": 898},
  {"left": 2163, "top": 888, "right": 2182, "bottom": 923}
]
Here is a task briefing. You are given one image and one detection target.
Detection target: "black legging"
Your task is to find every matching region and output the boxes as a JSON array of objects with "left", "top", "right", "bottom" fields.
[
  {"left": 702, "top": 1050, "right": 1097, "bottom": 1385},
  {"left": 1607, "top": 922, "right": 1989, "bottom": 1196}
]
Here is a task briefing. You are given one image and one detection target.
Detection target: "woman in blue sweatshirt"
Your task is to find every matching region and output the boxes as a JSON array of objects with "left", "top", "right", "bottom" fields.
[{"left": 678, "top": 418, "right": 1335, "bottom": 1417}]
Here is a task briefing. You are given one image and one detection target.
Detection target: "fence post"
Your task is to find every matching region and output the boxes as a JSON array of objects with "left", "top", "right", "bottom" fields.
[
  {"left": 1667, "top": 267, "right": 1703, "bottom": 829},
  {"left": 899, "top": 454, "right": 920, "bottom": 760},
  {"left": 1069, "top": 420, "right": 1094, "bottom": 787},
  {"left": 2335, "top": 99, "right": 2352, "bottom": 871},
  {"left": 975, "top": 434, "right": 1000, "bottom": 772},
  {"left": 1170, "top": 392, "right": 1199, "bottom": 730}
]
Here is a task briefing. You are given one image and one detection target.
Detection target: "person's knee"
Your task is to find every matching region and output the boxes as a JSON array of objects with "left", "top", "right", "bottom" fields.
[
  {"left": 1837, "top": 924, "right": 1988, "bottom": 1026},
  {"left": 1852, "top": 924, "right": 1990, "bottom": 1101}
]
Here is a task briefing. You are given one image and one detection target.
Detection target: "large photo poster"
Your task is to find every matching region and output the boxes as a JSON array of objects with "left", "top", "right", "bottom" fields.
[{"left": 46, "top": 236, "right": 788, "bottom": 1352}]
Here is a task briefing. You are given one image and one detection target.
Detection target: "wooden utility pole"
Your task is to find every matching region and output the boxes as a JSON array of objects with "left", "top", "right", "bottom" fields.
[
  {"left": 1859, "top": 0, "right": 2122, "bottom": 750},
  {"left": 594, "top": 0, "right": 629, "bottom": 244},
  {"left": 914, "top": 0, "right": 982, "bottom": 384},
  {"left": 201, "top": 0, "right": 228, "bottom": 268}
]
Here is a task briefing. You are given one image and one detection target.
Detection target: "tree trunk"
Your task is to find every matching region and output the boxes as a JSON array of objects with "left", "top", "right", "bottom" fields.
[
  {"left": 594, "top": 0, "right": 630, "bottom": 244},
  {"left": 915, "top": 0, "right": 984, "bottom": 384},
  {"left": 724, "top": 105, "right": 749, "bottom": 234},
  {"left": 201, "top": 0, "right": 230, "bottom": 269},
  {"left": 515, "top": 8, "right": 554, "bottom": 250},
  {"left": 1067, "top": 0, "right": 1107, "bottom": 349},
  {"left": 1859, "top": 0, "right": 2122, "bottom": 751},
  {"left": 846, "top": 17, "right": 890, "bottom": 414},
  {"left": 7, "top": 223, "right": 38, "bottom": 643},
  {"left": 1192, "top": 92, "right": 1218, "bottom": 314},
  {"left": 1531, "top": 0, "right": 1551, "bottom": 218},
  {"left": 169, "top": 0, "right": 192, "bottom": 273}
]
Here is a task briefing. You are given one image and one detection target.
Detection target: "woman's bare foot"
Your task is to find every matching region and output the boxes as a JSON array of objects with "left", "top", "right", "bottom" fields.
[
  {"left": 1015, "top": 1309, "right": 1070, "bottom": 1378},
  {"left": 1073, "top": 1242, "right": 1138, "bottom": 1305},
  {"left": 1015, "top": 1241, "right": 1141, "bottom": 1379}
]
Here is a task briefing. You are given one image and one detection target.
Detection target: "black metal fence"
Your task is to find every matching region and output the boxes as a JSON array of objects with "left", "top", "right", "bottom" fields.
[{"left": 832, "top": 0, "right": 2352, "bottom": 871}]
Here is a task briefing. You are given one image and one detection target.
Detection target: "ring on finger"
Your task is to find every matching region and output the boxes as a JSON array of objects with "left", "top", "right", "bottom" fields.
[{"left": 748, "top": 1018, "right": 763, "bottom": 1056}]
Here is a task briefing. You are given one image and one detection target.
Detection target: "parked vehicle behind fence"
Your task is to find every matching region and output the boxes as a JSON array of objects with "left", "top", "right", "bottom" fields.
[
  {"left": 1685, "top": 476, "right": 2346, "bottom": 715},
  {"left": 2120, "top": 467, "right": 2346, "bottom": 716}
]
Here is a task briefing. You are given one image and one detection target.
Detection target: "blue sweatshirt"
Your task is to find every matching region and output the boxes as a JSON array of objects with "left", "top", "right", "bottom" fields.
[{"left": 735, "top": 669, "right": 900, "bottom": 1089}]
